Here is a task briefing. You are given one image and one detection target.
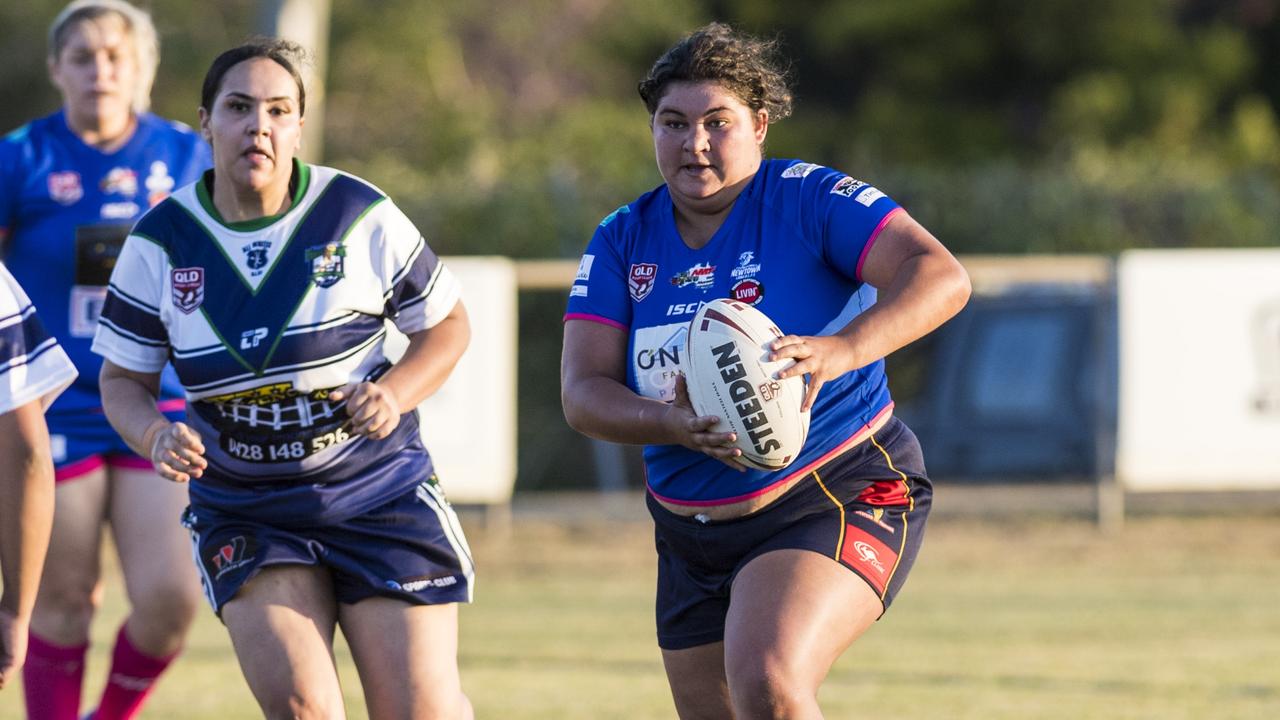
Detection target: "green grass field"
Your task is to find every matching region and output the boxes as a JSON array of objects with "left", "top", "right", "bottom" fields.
[{"left": 3, "top": 493, "right": 1278, "bottom": 719}]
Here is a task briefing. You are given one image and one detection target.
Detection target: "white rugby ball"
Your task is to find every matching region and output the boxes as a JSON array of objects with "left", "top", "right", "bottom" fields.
[{"left": 684, "top": 299, "right": 809, "bottom": 471}]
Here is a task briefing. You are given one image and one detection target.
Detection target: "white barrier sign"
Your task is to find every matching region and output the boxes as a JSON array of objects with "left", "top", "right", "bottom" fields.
[
  {"left": 384, "top": 256, "right": 517, "bottom": 504},
  {"left": 1117, "top": 249, "right": 1280, "bottom": 491}
]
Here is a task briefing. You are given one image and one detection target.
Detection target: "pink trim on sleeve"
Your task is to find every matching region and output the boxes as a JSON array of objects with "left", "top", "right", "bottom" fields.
[
  {"left": 855, "top": 207, "right": 905, "bottom": 282},
  {"left": 563, "top": 312, "right": 627, "bottom": 331},
  {"left": 156, "top": 398, "right": 186, "bottom": 412}
]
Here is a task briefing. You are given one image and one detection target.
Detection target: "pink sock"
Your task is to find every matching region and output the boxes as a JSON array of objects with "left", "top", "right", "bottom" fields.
[
  {"left": 22, "top": 633, "right": 87, "bottom": 720},
  {"left": 92, "top": 625, "right": 179, "bottom": 720}
]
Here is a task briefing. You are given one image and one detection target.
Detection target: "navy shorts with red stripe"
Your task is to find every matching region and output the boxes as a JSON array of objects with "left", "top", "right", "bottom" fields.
[
  {"left": 182, "top": 476, "right": 475, "bottom": 615},
  {"left": 647, "top": 416, "right": 932, "bottom": 650}
]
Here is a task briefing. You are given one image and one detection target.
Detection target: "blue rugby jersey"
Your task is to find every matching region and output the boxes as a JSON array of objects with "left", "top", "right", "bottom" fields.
[
  {"left": 565, "top": 158, "right": 902, "bottom": 505},
  {"left": 92, "top": 163, "right": 462, "bottom": 526},
  {"left": 0, "top": 111, "right": 211, "bottom": 412},
  {"left": 0, "top": 263, "right": 77, "bottom": 414}
]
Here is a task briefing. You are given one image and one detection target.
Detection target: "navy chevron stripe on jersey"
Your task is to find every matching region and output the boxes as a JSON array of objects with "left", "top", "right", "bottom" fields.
[
  {"left": 1, "top": 305, "right": 59, "bottom": 370},
  {"left": 384, "top": 237, "right": 440, "bottom": 317},
  {"left": 134, "top": 175, "right": 384, "bottom": 375},
  {"left": 170, "top": 314, "right": 386, "bottom": 391},
  {"left": 100, "top": 288, "right": 168, "bottom": 345}
]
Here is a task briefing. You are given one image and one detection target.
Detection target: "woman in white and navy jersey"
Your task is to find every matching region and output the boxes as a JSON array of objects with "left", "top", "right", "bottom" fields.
[
  {"left": 0, "top": 264, "right": 77, "bottom": 695},
  {"left": 0, "top": 3, "right": 211, "bottom": 718},
  {"left": 562, "top": 23, "right": 971, "bottom": 718},
  {"left": 92, "top": 39, "right": 475, "bottom": 719}
]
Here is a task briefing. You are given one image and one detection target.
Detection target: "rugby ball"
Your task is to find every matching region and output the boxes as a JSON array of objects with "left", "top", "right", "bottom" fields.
[{"left": 684, "top": 299, "right": 809, "bottom": 470}]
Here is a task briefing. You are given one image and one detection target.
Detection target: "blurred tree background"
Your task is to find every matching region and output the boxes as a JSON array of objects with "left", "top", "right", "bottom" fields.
[{"left": 4, "top": 0, "right": 1279, "bottom": 488}]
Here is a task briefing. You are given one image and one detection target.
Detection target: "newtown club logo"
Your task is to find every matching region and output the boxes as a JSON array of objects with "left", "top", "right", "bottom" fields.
[
  {"left": 208, "top": 535, "right": 255, "bottom": 580},
  {"left": 306, "top": 242, "right": 346, "bottom": 288},
  {"left": 170, "top": 267, "right": 204, "bottom": 314},
  {"left": 241, "top": 240, "right": 272, "bottom": 276},
  {"left": 48, "top": 171, "right": 83, "bottom": 205},
  {"left": 629, "top": 263, "right": 658, "bottom": 302}
]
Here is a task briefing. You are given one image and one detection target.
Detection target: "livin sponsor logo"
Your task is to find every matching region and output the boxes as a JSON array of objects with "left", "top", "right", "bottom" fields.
[
  {"left": 670, "top": 262, "right": 716, "bottom": 290},
  {"left": 731, "top": 278, "right": 763, "bottom": 305}
]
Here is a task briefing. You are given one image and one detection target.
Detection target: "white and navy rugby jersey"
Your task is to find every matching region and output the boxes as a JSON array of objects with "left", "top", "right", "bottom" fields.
[
  {"left": 0, "top": 263, "right": 77, "bottom": 414},
  {"left": 565, "top": 158, "right": 901, "bottom": 506},
  {"left": 92, "top": 162, "right": 460, "bottom": 525},
  {"left": 0, "top": 111, "right": 211, "bottom": 412}
]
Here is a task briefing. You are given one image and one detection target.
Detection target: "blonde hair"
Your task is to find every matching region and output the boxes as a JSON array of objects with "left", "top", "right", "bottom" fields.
[{"left": 48, "top": 0, "right": 159, "bottom": 114}]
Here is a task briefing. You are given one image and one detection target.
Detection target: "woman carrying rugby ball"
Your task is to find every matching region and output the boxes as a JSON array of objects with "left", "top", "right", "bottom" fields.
[{"left": 561, "top": 22, "right": 970, "bottom": 718}]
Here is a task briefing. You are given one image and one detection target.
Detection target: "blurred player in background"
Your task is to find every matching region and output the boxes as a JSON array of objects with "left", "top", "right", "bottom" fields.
[
  {"left": 93, "top": 38, "right": 475, "bottom": 719},
  {"left": 561, "top": 23, "right": 970, "bottom": 718},
  {"left": 0, "top": 1, "right": 212, "bottom": 718},
  {"left": 0, "top": 264, "right": 78, "bottom": 694}
]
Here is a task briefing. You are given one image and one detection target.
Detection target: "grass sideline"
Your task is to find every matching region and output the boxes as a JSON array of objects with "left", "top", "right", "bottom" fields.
[{"left": 2, "top": 493, "right": 1278, "bottom": 719}]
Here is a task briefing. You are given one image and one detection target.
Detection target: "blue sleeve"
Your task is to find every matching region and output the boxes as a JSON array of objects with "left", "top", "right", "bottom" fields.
[
  {"left": 798, "top": 166, "right": 902, "bottom": 283},
  {"left": 564, "top": 209, "right": 632, "bottom": 331},
  {"left": 0, "top": 133, "right": 20, "bottom": 237}
]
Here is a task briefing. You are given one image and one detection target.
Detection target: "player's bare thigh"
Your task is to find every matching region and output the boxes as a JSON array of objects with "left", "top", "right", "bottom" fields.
[
  {"left": 108, "top": 466, "right": 200, "bottom": 656},
  {"left": 339, "top": 598, "right": 472, "bottom": 720},
  {"left": 222, "top": 564, "right": 346, "bottom": 720},
  {"left": 30, "top": 467, "right": 108, "bottom": 644}
]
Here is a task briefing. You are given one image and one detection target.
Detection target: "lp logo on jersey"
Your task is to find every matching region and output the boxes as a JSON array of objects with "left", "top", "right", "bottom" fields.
[
  {"left": 629, "top": 263, "right": 658, "bottom": 302},
  {"left": 240, "top": 327, "right": 268, "bottom": 349},
  {"left": 171, "top": 267, "right": 204, "bottom": 314},
  {"left": 306, "top": 242, "right": 346, "bottom": 288}
]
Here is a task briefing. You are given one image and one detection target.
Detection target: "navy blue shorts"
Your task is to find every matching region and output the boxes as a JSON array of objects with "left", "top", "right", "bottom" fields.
[
  {"left": 647, "top": 416, "right": 933, "bottom": 650},
  {"left": 182, "top": 476, "right": 475, "bottom": 615}
]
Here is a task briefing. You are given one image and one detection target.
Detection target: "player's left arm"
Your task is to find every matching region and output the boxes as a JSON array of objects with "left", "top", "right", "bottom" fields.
[
  {"left": 334, "top": 298, "right": 471, "bottom": 440},
  {"left": 773, "top": 212, "right": 971, "bottom": 410},
  {"left": 0, "top": 401, "right": 55, "bottom": 689}
]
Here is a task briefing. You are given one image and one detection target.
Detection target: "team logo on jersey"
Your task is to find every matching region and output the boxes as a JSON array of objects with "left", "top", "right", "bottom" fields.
[
  {"left": 306, "top": 242, "right": 346, "bottom": 288},
  {"left": 48, "top": 171, "right": 83, "bottom": 205},
  {"left": 731, "top": 278, "right": 764, "bottom": 305},
  {"left": 171, "top": 267, "right": 205, "bottom": 314},
  {"left": 782, "top": 162, "right": 822, "bottom": 179},
  {"left": 101, "top": 167, "right": 138, "bottom": 197},
  {"left": 242, "top": 241, "right": 272, "bottom": 275},
  {"left": 670, "top": 262, "right": 716, "bottom": 290},
  {"left": 629, "top": 263, "right": 658, "bottom": 302},
  {"left": 831, "top": 176, "right": 867, "bottom": 198},
  {"left": 208, "top": 535, "right": 256, "bottom": 580},
  {"left": 145, "top": 161, "right": 175, "bottom": 206},
  {"left": 731, "top": 251, "right": 761, "bottom": 279}
]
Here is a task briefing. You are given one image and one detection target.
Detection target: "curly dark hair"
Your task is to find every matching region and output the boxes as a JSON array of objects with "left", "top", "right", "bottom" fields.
[
  {"left": 638, "top": 22, "right": 793, "bottom": 121},
  {"left": 201, "top": 37, "right": 309, "bottom": 116}
]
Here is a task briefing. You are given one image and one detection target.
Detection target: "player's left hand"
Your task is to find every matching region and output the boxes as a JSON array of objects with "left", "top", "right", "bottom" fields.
[
  {"left": 331, "top": 382, "right": 401, "bottom": 440},
  {"left": 770, "top": 334, "right": 855, "bottom": 412},
  {"left": 0, "top": 606, "right": 29, "bottom": 690}
]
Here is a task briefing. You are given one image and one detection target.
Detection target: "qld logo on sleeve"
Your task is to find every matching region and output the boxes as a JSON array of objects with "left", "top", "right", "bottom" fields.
[
  {"left": 306, "top": 242, "right": 346, "bottom": 288},
  {"left": 171, "top": 267, "right": 204, "bottom": 314},
  {"left": 629, "top": 262, "right": 658, "bottom": 302}
]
